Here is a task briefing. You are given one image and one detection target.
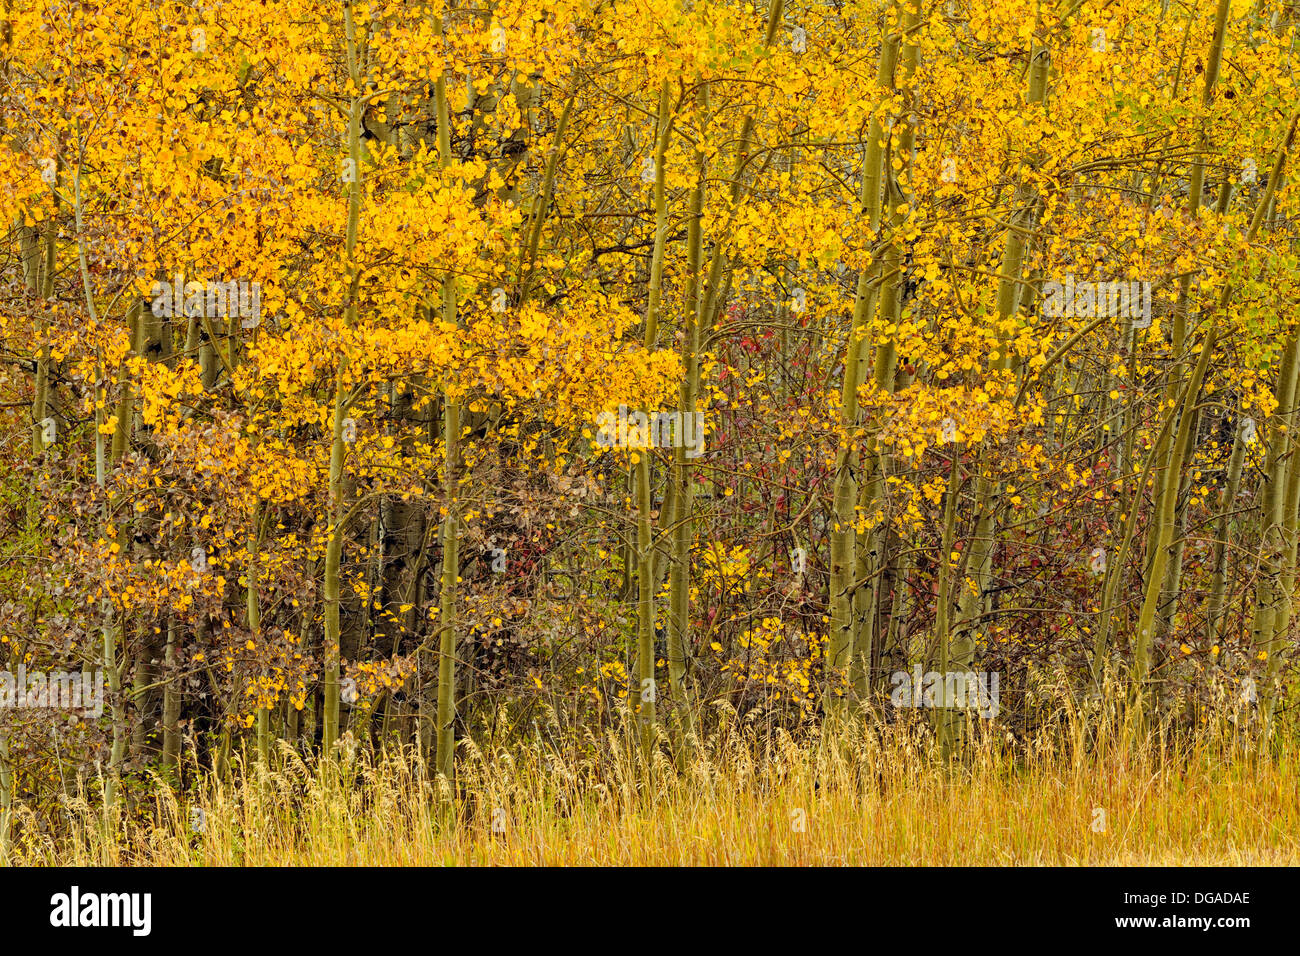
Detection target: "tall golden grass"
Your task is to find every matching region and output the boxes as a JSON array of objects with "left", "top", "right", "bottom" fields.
[{"left": 9, "top": 680, "right": 1298, "bottom": 866}]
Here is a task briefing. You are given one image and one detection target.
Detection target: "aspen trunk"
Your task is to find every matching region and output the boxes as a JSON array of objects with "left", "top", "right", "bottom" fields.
[
  {"left": 1135, "top": 113, "right": 1296, "bottom": 705},
  {"left": 1155, "top": 406, "right": 1200, "bottom": 645},
  {"left": 664, "top": 85, "right": 709, "bottom": 752},
  {"left": 1206, "top": 403, "right": 1247, "bottom": 642},
  {"left": 849, "top": 4, "right": 904, "bottom": 703},
  {"left": 950, "top": 40, "right": 1051, "bottom": 683},
  {"left": 932, "top": 447, "right": 963, "bottom": 756},
  {"left": 323, "top": 1, "right": 368, "bottom": 752},
  {"left": 1141, "top": 0, "right": 1230, "bottom": 657},
  {"left": 1133, "top": 330, "right": 1218, "bottom": 697},
  {"left": 430, "top": 9, "right": 463, "bottom": 781},
  {"left": 632, "top": 83, "right": 674, "bottom": 756},
  {"left": 654, "top": 1, "right": 787, "bottom": 742},
  {"left": 247, "top": 498, "right": 268, "bottom": 764},
  {"left": 829, "top": 0, "right": 910, "bottom": 715},
  {"left": 71, "top": 139, "right": 127, "bottom": 806},
  {"left": 322, "top": 373, "right": 348, "bottom": 752},
  {"left": 1253, "top": 336, "right": 1300, "bottom": 691},
  {"left": 161, "top": 618, "right": 181, "bottom": 774},
  {"left": 5, "top": 216, "right": 55, "bottom": 851},
  {"left": 0, "top": 732, "right": 10, "bottom": 863}
]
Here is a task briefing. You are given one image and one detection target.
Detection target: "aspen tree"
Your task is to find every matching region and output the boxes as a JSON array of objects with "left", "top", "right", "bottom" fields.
[
  {"left": 1143, "top": 0, "right": 1230, "bottom": 658},
  {"left": 948, "top": 23, "right": 1052, "bottom": 709},
  {"left": 830, "top": 0, "right": 914, "bottom": 715},
  {"left": 664, "top": 86, "right": 710, "bottom": 752},
  {"left": 1206, "top": 405, "right": 1248, "bottom": 642},
  {"left": 849, "top": 1, "right": 904, "bottom": 703},
  {"left": 431, "top": 5, "right": 463, "bottom": 782},
  {"left": 644, "top": 0, "right": 789, "bottom": 749},
  {"left": 633, "top": 82, "right": 675, "bottom": 756},
  {"left": 1134, "top": 113, "right": 1298, "bottom": 703},
  {"left": 322, "top": 0, "right": 370, "bottom": 753}
]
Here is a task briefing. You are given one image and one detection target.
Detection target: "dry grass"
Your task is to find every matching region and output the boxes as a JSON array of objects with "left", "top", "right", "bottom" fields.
[{"left": 12, "top": 697, "right": 1300, "bottom": 866}]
